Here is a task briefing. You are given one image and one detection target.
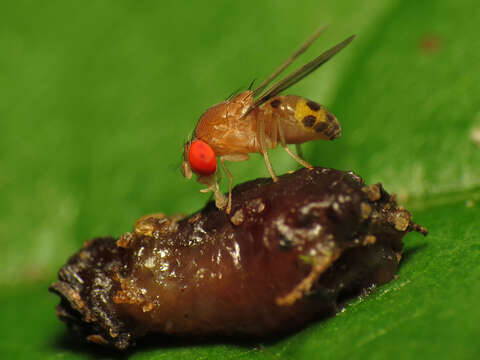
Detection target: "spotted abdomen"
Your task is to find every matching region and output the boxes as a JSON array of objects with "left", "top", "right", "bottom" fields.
[{"left": 265, "top": 95, "right": 342, "bottom": 145}]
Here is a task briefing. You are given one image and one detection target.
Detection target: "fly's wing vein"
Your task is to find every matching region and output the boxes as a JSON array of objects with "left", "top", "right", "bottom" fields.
[
  {"left": 252, "top": 25, "right": 327, "bottom": 98},
  {"left": 251, "top": 35, "right": 355, "bottom": 110}
]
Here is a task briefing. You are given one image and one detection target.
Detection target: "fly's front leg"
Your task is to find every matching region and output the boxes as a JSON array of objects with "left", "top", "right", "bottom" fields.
[
  {"left": 277, "top": 117, "right": 313, "bottom": 169},
  {"left": 257, "top": 116, "right": 278, "bottom": 182},
  {"left": 197, "top": 174, "right": 227, "bottom": 210}
]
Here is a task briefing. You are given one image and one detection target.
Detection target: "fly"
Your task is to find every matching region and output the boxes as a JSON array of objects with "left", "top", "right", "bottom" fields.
[{"left": 182, "top": 27, "right": 355, "bottom": 213}]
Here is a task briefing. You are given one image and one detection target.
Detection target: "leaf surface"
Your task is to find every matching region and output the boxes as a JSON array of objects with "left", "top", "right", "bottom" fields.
[{"left": 0, "top": 0, "right": 478, "bottom": 359}]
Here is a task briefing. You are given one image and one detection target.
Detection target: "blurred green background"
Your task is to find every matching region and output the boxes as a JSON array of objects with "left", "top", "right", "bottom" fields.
[{"left": 1, "top": 0, "right": 479, "bottom": 359}]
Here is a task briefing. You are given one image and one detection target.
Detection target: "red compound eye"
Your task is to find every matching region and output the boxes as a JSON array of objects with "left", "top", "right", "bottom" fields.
[{"left": 188, "top": 140, "right": 217, "bottom": 176}]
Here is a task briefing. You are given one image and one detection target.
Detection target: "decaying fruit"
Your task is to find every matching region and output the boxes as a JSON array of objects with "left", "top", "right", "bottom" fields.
[{"left": 50, "top": 167, "right": 426, "bottom": 349}]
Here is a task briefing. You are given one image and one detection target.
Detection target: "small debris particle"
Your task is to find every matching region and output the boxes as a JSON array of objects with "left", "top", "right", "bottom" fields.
[
  {"left": 135, "top": 213, "right": 171, "bottom": 236},
  {"left": 393, "top": 210, "right": 410, "bottom": 231},
  {"left": 360, "top": 203, "right": 372, "bottom": 220},
  {"left": 82, "top": 239, "right": 95, "bottom": 249},
  {"left": 332, "top": 202, "right": 341, "bottom": 213},
  {"left": 362, "top": 184, "right": 381, "bottom": 201},
  {"left": 230, "top": 209, "right": 244, "bottom": 225},
  {"left": 247, "top": 198, "right": 265, "bottom": 213},
  {"left": 258, "top": 202, "right": 265, "bottom": 212},
  {"left": 86, "top": 334, "right": 108, "bottom": 345},
  {"left": 142, "top": 302, "right": 154, "bottom": 312},
  {"left": 144, "top": 257, "right": 156, "bottom": 269},
  {"left": 116, "top": 232, "right": 134, "bottom": 248},
  {"left": 135, "top": 223, "right": 155, "bottom": 237},
  {"left": 363, "top": 235, "right": 376, "bottom": 246}
]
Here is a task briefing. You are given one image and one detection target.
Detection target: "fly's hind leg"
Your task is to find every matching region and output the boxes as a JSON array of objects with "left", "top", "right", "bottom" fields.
[
  {"left": 277, "top": 119, "right": 313, "bottom": 169},
  {"left": 295, "top": 144, "right": 307, "bottom": 163},
  {"left": 257, "top": 117, "right": 278, "bottom": 182},
  {"left": 220, "top": 154, "right": 249, "bottom": 214}
]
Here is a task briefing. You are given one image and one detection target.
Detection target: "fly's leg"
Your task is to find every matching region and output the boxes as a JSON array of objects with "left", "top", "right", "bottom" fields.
[
  {"left": 219, "top": 153, "right": 249, "bottom": 213},
  {"left": 295, "top": 144, "right": 306, "bottom": 162},
  {"left": 198, "top": 174, "right": 227, "bottom": 210},
  {"left": 258, "top": 116, "right": 278, "bottom": 182},
  {"left": 277, "top": 118, "right": 313, "bottom": 169},
  {"left": 220, "top": 157, "right": 233, "bottom": 214}
]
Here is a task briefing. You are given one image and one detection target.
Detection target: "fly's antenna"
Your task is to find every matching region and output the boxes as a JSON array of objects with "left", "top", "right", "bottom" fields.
[{"left": 252, "top": 25, "right": 327, "bottom": 98}]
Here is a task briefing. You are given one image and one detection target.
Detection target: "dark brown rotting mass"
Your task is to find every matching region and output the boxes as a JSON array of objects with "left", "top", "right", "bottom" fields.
[
  {"left": 302, "top": 115, "right": 316, "bottom": 127},
  {"left": 270, "top": 99, "right": 281, "bottom": 108},
  {"left": 306, "top": 100, "right": 321, "bottom": 111},
  {"left": 50, "top": 167, "right": 427, "bottom": 350}
]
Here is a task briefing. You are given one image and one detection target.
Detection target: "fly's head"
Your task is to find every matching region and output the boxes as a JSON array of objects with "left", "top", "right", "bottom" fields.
[
  {"left": 181, "top": 139, "right": 218, "bottom": 181},
  {"left": 189, "top": 90, "right": 255, "bottom": 161}
]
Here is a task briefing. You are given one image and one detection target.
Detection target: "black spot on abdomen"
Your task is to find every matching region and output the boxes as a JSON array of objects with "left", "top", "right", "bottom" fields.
[
  {"left": 302, "top": 115, "right": 316, "bottom": 127},
  {"left": 314, "top": 122, "right": 328, "bottom": 133},
  {"left": 306, "top": 101, "right": 321, "bottom": 111}
]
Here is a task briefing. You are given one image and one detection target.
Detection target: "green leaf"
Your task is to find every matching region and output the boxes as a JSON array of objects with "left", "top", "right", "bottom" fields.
[{"left": 1, "top": 0, "right": 478, "bottom": 359}]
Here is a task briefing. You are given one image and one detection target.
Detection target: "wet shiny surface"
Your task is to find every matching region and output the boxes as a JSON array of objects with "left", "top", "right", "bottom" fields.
[{"left": 50, "top": 167, "right": 426, "bottom": 349}]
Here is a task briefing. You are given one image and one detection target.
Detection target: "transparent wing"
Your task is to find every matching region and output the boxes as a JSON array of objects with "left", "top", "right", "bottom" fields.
[
  {"left": 252, "top": 25, "right": 327, "bottom": 97},
  {"left": 251, "top": 35, "right": 355, "bottom": 110}
]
